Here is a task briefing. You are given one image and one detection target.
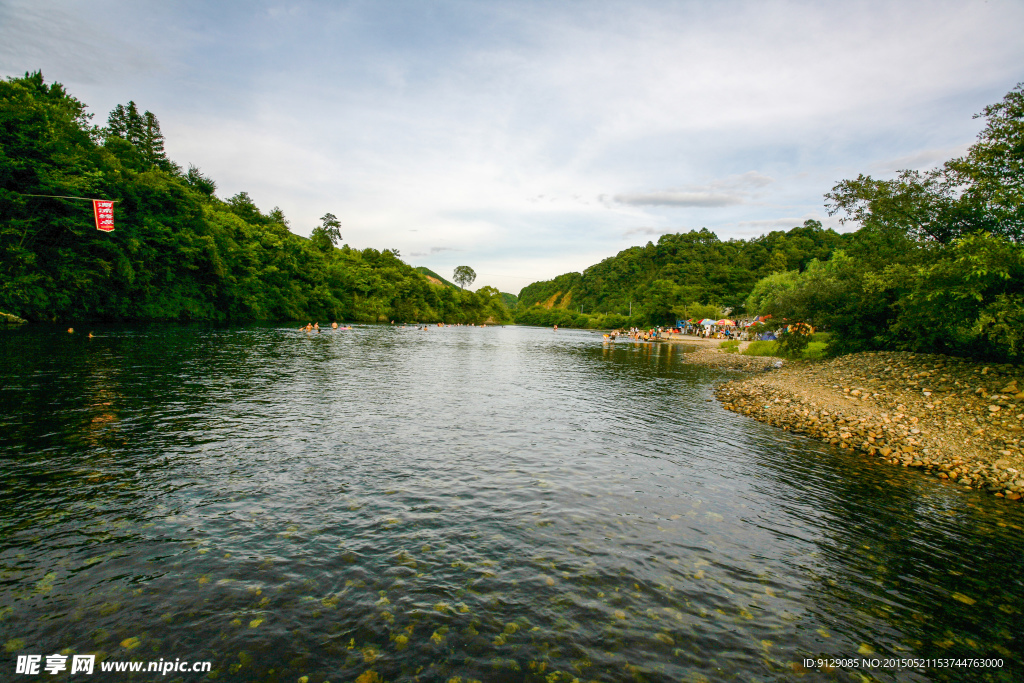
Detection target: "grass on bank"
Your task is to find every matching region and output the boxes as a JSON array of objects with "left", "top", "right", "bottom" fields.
[
  {"left": 738, "top": 332, "right": 831, "bottom": 360},
  {"left": 719, "top": 339, "right": 741, "bottom": 353}
]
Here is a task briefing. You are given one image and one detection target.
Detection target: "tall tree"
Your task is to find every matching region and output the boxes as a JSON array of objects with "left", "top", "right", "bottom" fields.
[
  {"left": 310, "top": 212, "right": 342, "bottom": 251},
  {"left": 185, "top": 165, "right": 217, "bottom": 196},
  {"left": 944, "top": 82, "right": 1024, "bottom": 243},
  {"left": 106, "top": 101, "right": 144, "bottom": 145},
  {"left": 105, "top": 101, "right": 171, "bottom": 170},
  {"left": 826, "top": 83, "right": 1024, "bottom": 245},
  {"left": 141, "top": 110, "right": 168, "bottom": 167},
  {"left": 453, "top": 265, "right": 476, "bottom": 291}
]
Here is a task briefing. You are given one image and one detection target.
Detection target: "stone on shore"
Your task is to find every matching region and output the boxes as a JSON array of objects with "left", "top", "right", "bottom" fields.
[{"left": 705, "top": 349, "right": 1024, "bottom": 501}]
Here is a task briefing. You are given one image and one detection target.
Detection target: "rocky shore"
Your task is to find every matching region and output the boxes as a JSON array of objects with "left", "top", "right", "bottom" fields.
[{"left": 707, "top": 351, "right": 1024, "bottom": 500}]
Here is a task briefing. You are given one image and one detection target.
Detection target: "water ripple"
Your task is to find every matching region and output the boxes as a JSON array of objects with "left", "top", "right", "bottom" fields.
[{"left": 1, "top": 324, "right": 1022, "bottom": 682}]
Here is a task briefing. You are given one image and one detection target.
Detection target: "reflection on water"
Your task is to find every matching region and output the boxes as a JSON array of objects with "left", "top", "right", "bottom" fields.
[{"left": 1, "top": 324, "right": 1022, "bottom": 682}]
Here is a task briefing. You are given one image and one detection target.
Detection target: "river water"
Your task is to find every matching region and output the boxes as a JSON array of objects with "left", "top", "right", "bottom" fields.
[{"left": 1, "top": 324, "right": 1021, "bottom": 682}]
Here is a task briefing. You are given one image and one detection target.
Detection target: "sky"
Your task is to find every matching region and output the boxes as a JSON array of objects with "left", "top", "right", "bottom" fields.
[{"left": 2, "top": 0, "right": 1023, "bottom": 294}]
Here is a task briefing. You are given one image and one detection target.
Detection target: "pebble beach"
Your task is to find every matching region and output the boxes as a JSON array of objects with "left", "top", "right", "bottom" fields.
[{"left": 676, "top": 341, "right": 1024, "bottom": 501}]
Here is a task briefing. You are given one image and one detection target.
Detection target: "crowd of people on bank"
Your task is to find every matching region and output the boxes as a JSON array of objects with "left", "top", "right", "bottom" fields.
[
  {"left": 600, "top": 323, "right": 751, "bottom": 342},
  {"left": 682, "top": 325, "right": 744, "bottom": 340}
]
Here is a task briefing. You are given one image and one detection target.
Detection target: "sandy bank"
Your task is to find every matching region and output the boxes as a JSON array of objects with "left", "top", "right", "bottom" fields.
[{"left": 704, "top": 351, "right": 1024, "bottom": 501}]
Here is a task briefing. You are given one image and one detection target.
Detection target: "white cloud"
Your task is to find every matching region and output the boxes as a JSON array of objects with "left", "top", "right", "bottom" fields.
[
  {"left": 727, "top": 214, "right": 845, "bottom": 237},
  {"left": 0, "top": 0, "right": 165, "bottom": 86},
  {"left": 615, "top": 192, "right": 744, "bottom": 208},
  {"left": 873, "top": 143, "right": 974, "bottom": 173},
  {"left": 623, "top": 226, "right": 674, "bottom": 237},
  {"left": 614, "top": 171, "right": 775, "bottom": 208}
]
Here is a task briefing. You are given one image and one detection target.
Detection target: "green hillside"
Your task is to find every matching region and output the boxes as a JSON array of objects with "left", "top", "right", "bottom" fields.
[
  {"left": 0, "top": 72, "right": 511, "bottom": 325},
  {"left": 515, "top": 222, "right": 848, "bottom": 328}
]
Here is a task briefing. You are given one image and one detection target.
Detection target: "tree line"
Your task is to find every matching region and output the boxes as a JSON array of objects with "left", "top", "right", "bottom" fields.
[
  {"left": 0, "top": 72, "right": 511, "bottom": 325},
  {"left": 515, "top": 221, "right": 849, "bottom": 330},
  {"left": 514, "top": 84, "right": 1023, "bottom": 363}
]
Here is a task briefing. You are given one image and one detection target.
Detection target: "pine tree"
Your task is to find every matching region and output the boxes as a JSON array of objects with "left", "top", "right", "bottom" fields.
[
  {"left": 141, "top": 111, "right": 166, "bottom": 166},
  {"left": 106, "top": 101, "right": 144, "bottom": 145},
  {"left": 105, "top": 101, "right": 170, "bottom": 169}
]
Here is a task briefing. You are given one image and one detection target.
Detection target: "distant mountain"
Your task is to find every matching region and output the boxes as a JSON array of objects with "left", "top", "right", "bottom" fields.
[{"left": 499, "top": 292, "right": 518, "bottom": 309}]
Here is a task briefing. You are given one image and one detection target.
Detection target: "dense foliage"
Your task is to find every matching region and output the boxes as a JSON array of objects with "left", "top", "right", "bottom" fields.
[
  {"left": 752, "top": 84, "right": 1024, "bottom": 362},
  {"left": 515, "top": 222, "right": 849, "bottom": 329},
  {"left": 0, "top": 73, "right": 510, "bottom": 325}
]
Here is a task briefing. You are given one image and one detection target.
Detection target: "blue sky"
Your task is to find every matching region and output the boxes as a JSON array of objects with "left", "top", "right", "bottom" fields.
[{"left": 2, "top": 0, "right": 1022, "bottom": 294}]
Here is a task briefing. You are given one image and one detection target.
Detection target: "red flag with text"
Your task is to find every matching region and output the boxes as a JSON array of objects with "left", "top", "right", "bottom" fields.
[{"left": 93, "top": 200, "right": 114, "bottom": 232}]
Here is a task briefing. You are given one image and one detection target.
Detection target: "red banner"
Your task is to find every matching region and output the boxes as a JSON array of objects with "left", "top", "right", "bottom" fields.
[{"left": 93, "top": 200, "right": 114, "bottom": 232}]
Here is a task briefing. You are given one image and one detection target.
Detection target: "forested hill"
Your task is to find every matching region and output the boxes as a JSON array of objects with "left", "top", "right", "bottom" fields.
[
  {"left": 516, "top": 222, "right": 848, "bottom": 325},
  {"left": 0, "top": 72, "right": 510, "bottom": 325}
]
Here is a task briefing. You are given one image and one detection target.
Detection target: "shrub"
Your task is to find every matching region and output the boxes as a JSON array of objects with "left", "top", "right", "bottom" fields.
[{"left": 776, "top": 329, "right": 811, "bottom": 358}]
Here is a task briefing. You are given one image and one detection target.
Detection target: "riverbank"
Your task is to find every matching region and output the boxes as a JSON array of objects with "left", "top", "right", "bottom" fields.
[
  {"left": 708, "top": 350, "right": 1024, "bottom": 500},
  {"left": 650, "top": 334, "right": 777, "bottom": 371}
]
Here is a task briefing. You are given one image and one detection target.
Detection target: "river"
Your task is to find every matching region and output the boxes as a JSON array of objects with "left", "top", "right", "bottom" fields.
[{"left": 1, "top": 324, "right": 1021, "bottom": 682}]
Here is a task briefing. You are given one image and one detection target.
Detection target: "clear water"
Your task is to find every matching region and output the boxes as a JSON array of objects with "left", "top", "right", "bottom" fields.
[{"left": 1, "top": 324, "right": 1021, "bottom": 682}]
